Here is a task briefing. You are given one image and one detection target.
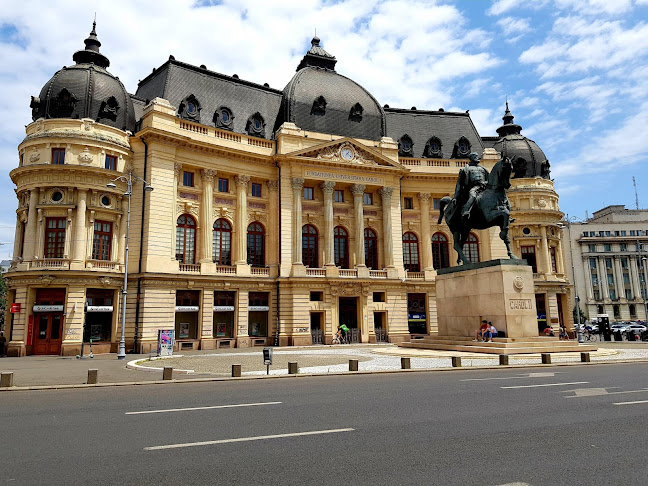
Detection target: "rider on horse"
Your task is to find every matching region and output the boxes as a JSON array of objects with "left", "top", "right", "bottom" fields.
[{"left": 455, "top": 152, "right": 489, "bottom": 222}]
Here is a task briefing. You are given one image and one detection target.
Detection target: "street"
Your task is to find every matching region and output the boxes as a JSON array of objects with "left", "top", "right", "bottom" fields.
[{"left": 2, "top": 363, "right": 648, "bottom": 485}]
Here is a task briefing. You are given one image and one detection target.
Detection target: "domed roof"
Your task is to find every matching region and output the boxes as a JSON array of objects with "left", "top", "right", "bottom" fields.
[
  {"left": 492, "top": 102, "right": 550, "bottom": 179},
  {"left": 30, "top": 22, "right": 136, "bottom": 132},
  {"left": 277, "top": 37, "right": 385, "bottom": 140}
]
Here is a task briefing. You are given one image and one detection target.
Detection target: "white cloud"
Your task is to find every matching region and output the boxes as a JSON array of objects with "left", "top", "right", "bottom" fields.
[
  {"left": 467, "top": 108, "right": 499, "bottom": 137},
  {"left": 496, "top": 16, "right": 532, "bottom": 37},
  {"left": 554, "top": 0, "right": 634, "bottom": 15}
]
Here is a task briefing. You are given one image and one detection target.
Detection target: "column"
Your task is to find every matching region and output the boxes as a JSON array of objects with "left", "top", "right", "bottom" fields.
[
  {"left": 351, "top": 184, "right": 366, "bottom": 267},
  {"left": 200, "top": 169, "right": 216, "bottom": 263},
  {"left": 71, "top": 189, "right": 87, "bottom": 267},
  {"left": 539, "top": 225, "right": 551, "bottom": 275},
  {"left": 321, "top": 181, "right": 336, "bottom": 266},
  {"left": 598, "top": 257, "right": 609, "bottom": 299},
  {"left": 22, "top": 189, "right": 39, "bottom": 261},
  {"left": 234, "top": 175, "right": 250, "bottom": 263},
  {"left": 629, "top": 256, "right": 640, "bottom": 301},
  {"left": 112, "top": 214, "right": 121, "bottom": 262},
  {"left": 63, "top": 208, "right": 73, "bottom": 259},
  {"left": 556, "top": 235, "right": 566, "bottom": 275},
  {"left": 613, "top": 257, "right": 624, "bottom": 300},
  {"left": 378, "top": 187, "right": 394, "bottom": 267},
  {"left": 291, "top": 178, "right": 304, "bottom": 265},
  {"left": 582, "top": 258, "right": 594, "bottom": 300},
  {"left": 171, "top": 163, "right": 182, "bottom": 259},
  {"left": 267, "top": 180, "right": 280, "bottom": 271},
  {"left": 418, "top": 193, "right": 433, "bottom": 270},
  {"left": 12, "top": 214, "right": 23, "bottom": 261}
]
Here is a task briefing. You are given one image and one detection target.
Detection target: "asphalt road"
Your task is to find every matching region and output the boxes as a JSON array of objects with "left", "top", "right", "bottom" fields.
[{"left": 2, "top": 363, "right": 648, "bottom": 485}]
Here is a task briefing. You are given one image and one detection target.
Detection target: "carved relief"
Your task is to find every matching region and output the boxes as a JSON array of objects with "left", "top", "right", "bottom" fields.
[
  {"left": 291, "top": 177, "right": 305, "bottom": 190},
  {"left": 98, "top": 276, "right": 113, "bottom": 286},
  {"left": 29, "top": 147, "right": 40, "bottom": 163},
  {"left": 350, "top": 184, "right": 366, "bottom": 196},
  {"left": 320, "top": 181, "right": 336, "bottom": 194},
  {"left": 214, "top": 207, "right": 235, "bottom": 220},
  {"left": 83, "top": 119, "right": 94, "bottom": 131},
  {"left": 234, "top": 175, "right": 250, "bottom": 187},
  {"left": 39, "top": 275, "right": 55, "bottom": 286},
  {"left": 266, "top": 180, "right": 279, "bottom": 191},
  {"left": 201, "top": 168, "right": 217, "bottom": 182},
  {"left": 378, "top": 187, "right": 393, "bottom": 199},
  {"left": 248, "top": 211, "right": 268, "bottom": 223},
  {"left": 78, "top": 147, "right": 93, "bottom": 164},
  {"left": 313, "top": 142, "right": 376, "bottom": 165}
]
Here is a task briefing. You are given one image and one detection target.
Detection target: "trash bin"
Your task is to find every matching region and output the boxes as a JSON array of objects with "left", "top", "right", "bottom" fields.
[{"left": 613, "top": 331, "right": 622, "bottom": 341}]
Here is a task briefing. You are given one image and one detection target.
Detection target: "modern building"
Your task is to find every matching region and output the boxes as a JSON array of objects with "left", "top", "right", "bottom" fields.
[
  {"left": 563, "top": 205, "right": 648, "bottom": 322},
  {"left": 4, "top": 23, "right": 571, "bottom": 356}
]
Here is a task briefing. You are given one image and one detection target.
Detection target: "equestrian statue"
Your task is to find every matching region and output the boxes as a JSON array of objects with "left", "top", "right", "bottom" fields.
[{"left": 437, "top": 152, "right": 518, "bottom": 265}]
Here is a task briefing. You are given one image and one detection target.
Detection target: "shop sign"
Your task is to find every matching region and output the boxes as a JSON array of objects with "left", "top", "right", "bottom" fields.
[
  {"left": 175, "top": 306, "right": 199, "bottom": 312},
  {"left": 249, "top": 306, "right": 269, "bottom": 312},
  {"left": 33, "top": 305, "right": 64, "bottom": 312},
  {"left": 213, "top": 305, "right": 235, "bottom": 311},
  {"left": 157, "top": 329, "right": 174, "bottom": 357},
  {"left": 10, "top": 303, "right": 21, "bottom": 313},
  {"left": 86, "top": 305, "right": 114, "bottom": 313}
]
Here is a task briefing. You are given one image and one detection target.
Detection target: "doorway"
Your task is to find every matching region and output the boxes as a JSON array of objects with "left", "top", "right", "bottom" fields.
[
  {"left": 374, "top": 311, "right": 386, "bottom": 342},
  {"left": 310, "top": 312, "right": 323, "bottom": 344},
  {"left": 339, "top": 297, "right": 359, "bottom": 343},
  {"left": 32, "top": 313, "right": 63, "bottom": 355}
]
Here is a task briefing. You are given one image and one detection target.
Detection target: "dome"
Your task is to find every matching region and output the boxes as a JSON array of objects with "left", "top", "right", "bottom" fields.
[
  {"left": 30, "top": 22, "right": 136, "bottom": 132},
  {"left": 277, "top": 37, "right": 385, "bottom": 140},
  {"left": 492, "top": 102, "right": 550, "bottom": 179}
]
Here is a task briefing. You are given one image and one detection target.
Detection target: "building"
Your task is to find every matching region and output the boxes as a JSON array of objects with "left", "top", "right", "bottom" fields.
[
  {"left": 4, "top": 23, "right": 571, "bottom": 356},
  {"left": 563, "top": 205, "right": 648, "bottom": 322}
]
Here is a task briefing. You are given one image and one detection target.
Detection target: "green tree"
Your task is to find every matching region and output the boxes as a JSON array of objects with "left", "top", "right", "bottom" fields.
[{"left": 573, "top": 304, "right": 586, "bottom": 324}]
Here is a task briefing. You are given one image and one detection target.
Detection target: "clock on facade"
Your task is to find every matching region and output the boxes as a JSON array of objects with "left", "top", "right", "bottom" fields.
[{"left": 340, "top": 147, "right": 353, "bottom": 160}]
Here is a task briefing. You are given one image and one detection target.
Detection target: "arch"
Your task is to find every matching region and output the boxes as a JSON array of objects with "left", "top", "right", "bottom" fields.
[
  {"left": 403, "top": 232, "right": 420, "bottom": 272},
  {"left": 176, "top": 214, "right": 197, "bottom": 264},
  {"left": 247, "top": 221, "right": 265, "bottom": 267},
  {"left": 423, "top": 136, "right": 443, "bottom": 158},
  {"left": 334, "top": 226, "right": 349, "bottom": 269},
  {"left": 311, "top": 96, "right": 327, "bottom": 116},
  {"left": 432, "top": 232, "right": 450, "bottom": 269},
  {"left": 597, "top": 305, "right": 604, "bottom": 315},
  {"left": 302, "top": 224, "right": 319, "bottom": 268},
  {"left": 212, "top": 218, "right": 232, "bottom": 265},
  {"left": 398, "top": 134, "right": 414, "bottom": 157},
  {"left": 364, "top": 228, "right": 378, "bottom": 270},
  {"left": 462, "top": 232, "right": 480, "bottom": 264}
]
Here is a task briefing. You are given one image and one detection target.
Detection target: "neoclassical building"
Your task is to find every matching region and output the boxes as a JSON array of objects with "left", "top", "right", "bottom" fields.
[{"left": 4, "top": 23, "right": 572, "bottom": 356}]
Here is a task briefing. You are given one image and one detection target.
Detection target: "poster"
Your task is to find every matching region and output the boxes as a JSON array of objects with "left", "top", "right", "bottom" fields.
[
  {"left": 157, "top": 329, "right": 174, "bottom": 357},
  {"left": 179, "top": 322, "right": 190, "bottom": 339},
  {"left": 216, "top": 322, "right": 227, "bottom": 337}
]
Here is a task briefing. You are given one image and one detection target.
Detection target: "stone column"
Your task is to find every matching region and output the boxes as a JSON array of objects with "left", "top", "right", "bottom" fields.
[
  {"left": 539, "top": 225, "right": 551, "bottom": 275},
  {"left": 12, "top": 214, "right": 24, "bottom": 261},
  {"left": 582, "top": 258, "right": 594, "bottom": 300},
  {"left": 379, "top": 187, "right": 394, "bottom": 267},
  {"left": 291, "top": 178, "right": 304, "bottom": 265},
  {"left": 172, "top": 163, "right": 182, "bottom": 259},
  {"left": 200, "top": 169, "right": 216, "bottom": 263},
  {"left": 267, "top": 180, "right": 280, "bottom": 273},
  {"left": 598, "top": 257, "right": 609, "bottom": 298},
  {"left": 234, "top": 175, "right": 250, "bottom": 264},
  {"left": 629, "top": 256, "right": 640, "bottom": 301},
  {"left": 71, "top": 189, "right": 87, "bottom": 268},
  {"left": 321, "top": 181, "right": 336, "bottom": 266},
  {"left": 351, "top": 184, "right": 366, "bottom": 267},
  {"left": 418, "top": 193, "right": 433, "bottom": 270},
  {"left": 22, "top": 189, "right": 39, "bottom": 261},
  {"left": 613, "top": 257, "right": 624, "bottom": 300},
  {"left": 556, "top": 236, "right": 566, "bottom": 275}
]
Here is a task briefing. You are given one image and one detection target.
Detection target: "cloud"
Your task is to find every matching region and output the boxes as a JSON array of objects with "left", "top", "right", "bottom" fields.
[{"left": 496, "top": 16, "right": 532, "bottom": 38}]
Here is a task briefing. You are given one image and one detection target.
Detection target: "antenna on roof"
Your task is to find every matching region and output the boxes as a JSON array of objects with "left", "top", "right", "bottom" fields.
[
  {"left": 633, "top": 176, "right": 640, "bottom": 210},
  {"left": 94, "top": 12, "right": 96, "bottom": 22},
  {"left": 315, "top": 28, "right": 317, "bottom": 37}
]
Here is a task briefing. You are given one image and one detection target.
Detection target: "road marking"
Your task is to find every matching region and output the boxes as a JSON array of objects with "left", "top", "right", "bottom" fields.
[
  {"left": 462, "top": 372, "right": 558, "bottom": 382},
  {"left": 566, "top": 388, "right": 648, "bottom": 398},
  {"left": 613, "top": 399, "right": 648, "bottom": 406},
  {"left": 144, "top": 428, "right": 355, "bottom": 451},
  {"left": 126, "top": 401, "right": 282, "bottom": 415},
  {"left": 501, "top": 381, "right": 588, "bottom": 389}
]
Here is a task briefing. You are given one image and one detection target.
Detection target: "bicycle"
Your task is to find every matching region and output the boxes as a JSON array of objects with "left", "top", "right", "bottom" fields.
[{"left": 581, "top": 330, "right": 598, "bottom": 342}]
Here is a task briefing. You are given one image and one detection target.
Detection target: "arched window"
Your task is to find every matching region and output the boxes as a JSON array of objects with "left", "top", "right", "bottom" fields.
[
  {"left": 302, "top": 224, "right": 318, "bottom": 268},
  {"left": 365, "top": 228, "right": 378, "bottom": 270},
  {"left": 432, "top": 232, "right": 450, "bottom": 269},
  {"left": 247, "top": 222, "right": 265, "bottom": 267},
  {"left": 334, "top": 226, "right": 349, "bottom": 268},
  {"left": 462, "top": 233, "right": 480, "bottom": 264},
  {"left": 176, "top": 214, "right": 196, "bottom": 264},
  {"left": 597, "top": 305, "right": 604, "bottom": 315},
  {"left": 403, "top": 232, "right": 420, "bottom": 272},
  {"left": 213, "top": 218, "right": 232, "bottom": 265}
]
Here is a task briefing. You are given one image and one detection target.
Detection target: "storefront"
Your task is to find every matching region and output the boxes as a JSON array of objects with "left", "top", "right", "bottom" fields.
[
  {"left": 248, "top": 292, "right": 269, "bottom": 344},
  {"left": 213, "top": 291, "right": 236, "bottom": 347},
  {"left": 32, "top": 288, "right": 66, "bottom": 355},
  {"left": 84, "top": 288, "right": 115, "bottom": 353},
  {"left": 175, "top": 290, "right": 200, "bottom": 350}
]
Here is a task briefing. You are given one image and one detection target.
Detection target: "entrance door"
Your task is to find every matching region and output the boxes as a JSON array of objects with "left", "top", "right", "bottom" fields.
[
  {"left": 339, "top": 297, "right": 359, "bottom": 343},
  {"left": 310, "top": 312, "right": 323, "bottom": 344},
  {"left": 32, "top": 313, "right": 63, "bottom": 355}
]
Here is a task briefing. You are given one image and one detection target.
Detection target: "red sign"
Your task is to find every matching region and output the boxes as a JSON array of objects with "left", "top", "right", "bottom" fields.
[{"left": 10, "top": 303, "right": 21, "bottom": 313}]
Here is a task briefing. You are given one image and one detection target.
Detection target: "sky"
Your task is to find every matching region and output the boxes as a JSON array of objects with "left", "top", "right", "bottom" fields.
[{"left": 1, "top": 0, "right": 647, "bottom": 256}]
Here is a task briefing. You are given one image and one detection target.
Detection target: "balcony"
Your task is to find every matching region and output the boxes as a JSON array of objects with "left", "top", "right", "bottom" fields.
[
  {"left": 339, "top": 269, "right": 358, "bottom": 278},
  {"left": 251, "top": 267, "right": 270, "bottom": 277},
  {"left": 85, "top": 260, "right": 123, "bottom": 271},
  {"left": 179, "top": 263, "right": 201, "bottom": 273},
  {"left": 406, "top": 271, "right": 425, "bottom": 280},
  {"left": 214, "top": 265, "right": 236, "bottom": 275},
  {"left": 369, "top": 270, "right": 388, "bottom": 278},
  {"left": 306, "top": 268, "right": 326, "bottom": 277},
  {"left": 30, "top": 259, "right": 70, "bottom": 270}
]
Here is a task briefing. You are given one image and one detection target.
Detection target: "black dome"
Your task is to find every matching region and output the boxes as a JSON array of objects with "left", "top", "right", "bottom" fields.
[
  {"left": 492, "top": 103, "right": 550, "bottom": 179},
  {"left": 30, "top": 22, "right": 136, "bottom": 132}
]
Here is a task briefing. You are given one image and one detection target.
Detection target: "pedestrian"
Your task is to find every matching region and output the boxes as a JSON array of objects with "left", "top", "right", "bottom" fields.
[
  {"left": 474, "top": 320, "right": 489, "bottom": 341},
  {"left": 486, "top": 322, "right": 497, "bottom": 342}
]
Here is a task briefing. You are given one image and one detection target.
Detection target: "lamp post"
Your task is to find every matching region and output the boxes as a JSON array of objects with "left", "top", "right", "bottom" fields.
[
  {"left": 637, "top": 240, "right": 648, "bottom": 324},
  {"left": 107, "top": 171, "right": 153, "bottom": 359},
  {"left": 559, "top": 215, "right": 585, "bottom": 343}
]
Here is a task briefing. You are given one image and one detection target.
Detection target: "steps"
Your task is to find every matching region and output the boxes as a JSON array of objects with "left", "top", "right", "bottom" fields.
[{"left": 398, "top": 336, "right": 597, "bottom": 355}]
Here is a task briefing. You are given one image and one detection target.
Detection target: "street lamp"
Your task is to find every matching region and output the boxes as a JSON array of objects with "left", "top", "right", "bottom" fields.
[
  {"left": 558, "top": 215, "right": 586, "bottom": 343},
  {"left": 637, "top": 240, "right": 648, "bottom": 324},
  {"left": 107, "top": 170, "right": 153, "bottom": 359}
]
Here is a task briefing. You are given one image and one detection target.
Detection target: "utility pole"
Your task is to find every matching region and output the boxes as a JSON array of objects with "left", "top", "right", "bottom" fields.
[{"left": 633, "top": 176, "right": 639, "bottom": 210}]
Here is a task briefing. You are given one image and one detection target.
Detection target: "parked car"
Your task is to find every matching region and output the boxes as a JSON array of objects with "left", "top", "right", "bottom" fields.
[
  {"left": 610, "top": 323, "right": 631, "bottom": 333},
  {"left": 627, "top": 324, "right": 647, "bottom": 333}
]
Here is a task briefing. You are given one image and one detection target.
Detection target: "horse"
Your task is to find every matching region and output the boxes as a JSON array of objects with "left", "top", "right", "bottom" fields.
[{"left": 437, "top": 157, "right": 518, "bottom": 265}]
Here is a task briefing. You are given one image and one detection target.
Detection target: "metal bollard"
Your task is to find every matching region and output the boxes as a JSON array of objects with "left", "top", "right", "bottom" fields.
[
  {"left": 349, "top": 359, "right": 359, "bottom": 371},
  {"left": 401, "top": 357, "right": 411, "bottom": 369},
  {"left": 452, "top": 356, "right": 462, "bottom": 367},
  {"left": 541, "top": 353, "right": 551, "bottom": 364},
  {"left": 581, "top": 352, "right": 591, "bottom": 363},
  {"left": 499, "top": 355, "right": 509, "bottom": 366},
  {"left": 163, "top": 366, "right": 173, "bottom": 380},
  {"left": 0, "top": 372, "right": 13, "bottom": 388},
  {"left": 232, "top": 364, "right": 242, "bottom": 377},
  {"left": 288, "top": 362, "right": 298, "bottom": 374},
  {"left": 87, "top": 369, "right": 98, "bottom": 384}
]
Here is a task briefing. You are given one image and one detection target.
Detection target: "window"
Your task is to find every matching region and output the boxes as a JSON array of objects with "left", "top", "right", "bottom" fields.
[
  {"left": 364, "top": 228, "right": 378, "bottom": 270},
  {"left": 610, "top": 290, "right": 617, "bottom": 301},
  {"left": 251, "top": 183, "right": 262, "bottom": 197},
  {"left": 589, "top": 258, "right": 597, "bottom": 269},
  {"left": 630, "top": 230, "right": 636, "bottom": 236},
  {"left": 398, "top": 135, "right": 414, "bottom": 157},
  {"left": 621, "top": 231, "right": 626, "bottom": 236},
  {"left": 607, "top": 273, "right": 615, "bottom": 287},
  {"left": 623, "top": 273, "right": 631, "bottom": 285},
  {"left": 407, "top": 293, "right": 427, "bottom": 334},
  {"left": 549, "top": 246, "right": 557, "bottom": 273},
  {"left": 605, "top": 258, "right": 612, "bottom": 269},
  {"left": 92, "top": 221, "right": 112, "bottom": 261},
  {"left": 45, "top": 217, "right": 66, "bottom": 259},
  {"left": 303, "top": 187, "right": 314, "bottom": 200},
  {"left": 84, "top": 289, "right": 114, "bottom": 342},
  {"left": 403, "top": 232, "right": 420, "bottom": 272},
  {"left": 176, "top": 215, "right": 196, "bottom": 264},
  {"left": 52, "top": 148, "right": 65, "bottom": 165},
  {"left": 310, "top": 291, "right": 323, "bottom": 302},
  {"left": 433, "top": 198, "right": 441, "bottom": 210},
  {"left": 212, "top": 219, "right": 232, "bottom": 265},
  {"left": 605, "top": 231, "right": 611, "bottom": 237},
  {"left": 593, "top": 290, "right": 600, "bottom": 300},
  {"left": 614, "top": 231, "right": 620, "bottom": 236},
  {"left": 621, "top": 257, "right": 628, "bottom": 269},
  {"left": 105, "top": 154, "right": 117, "bottom": 171},
  {"left": 620, "top": 243, "right": 627, "bottom": 251},
  {"left": 334, "top": 226, "right": 349, "bottom": 268},
  {"left": 432, "top": 232, "right": 450, "bottom": 269},
  {"left": 520, "top": 246, "right": 537, "bottom": 273},
  {"left": 373, "top": 292, "right": 385, "bottom": 303},
  {"left": 613, "top": 304, "right": 620, "bottom": 318},
  {"left": 403, "top": 197, "right": 413, "bottom": 209},
  {"left": 218, "top": 178, "right": 229, "bottom": 193},
  {"left": 183, "top": 171, "right": 194, "bottom": 187},
  {"left": 598, "top": 231, "right": 604, "bottom": 237},
  {"left": 583, "top": 231, "right": 590, "bottom": 237},
  {"left": 363, "top": 193, "right": 373, "bottom": 205},
  {"left": 334, "top": 190, "right": 344, "bottom": 203},
  {"left": 248, "top": 292, "right": 269, "bottom": 337},
  {"left": 462, "top": 233, "right": 479, "bottom": 264},
  {"left": 604, "top": 244, "right": 611, "bottom": 252},
  {"left": 592, "top": 275, "right": 599, "bottom": 287},
  {"left": 302, "top": 224, "right": 318, "bottom": 268},
  {"left": 630, "top": 304, "right": 637, "bottom": 317},
  {"left": 214, "top": 106, "right": 234, "bottom": 130},
  {"left": 247, "top": 222, "right": 265, "bottom": 267},
  {"left": 588, "top": 244, "right": 596, "bottom": 252},
  {"left": 589, "top": 232, "right": 595, "bottom": 237}
]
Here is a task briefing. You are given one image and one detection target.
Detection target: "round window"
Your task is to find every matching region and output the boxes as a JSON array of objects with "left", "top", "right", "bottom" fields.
[
  {"left": 52, "top": 191, "right": 63, "bottom": 202},
  {"left": 187, "top": 102, "right": 196, "bottom": 114},
  {"left": 101, "top": 195, "right": 111, "bottom": 206},
  {"left": 522, "top": 227, "right": 531, "bottom": 235},
  {"left": 430, "top": 142, "right": 439, "bottom": 151},
  {"left": 253, "top": 118, "right": 261, "bottom": 130},
  {"left": 402, "top": 140, "right": 410, "bottom": 151},
  {"left": 221, "top": 110, "right": 229, "bottom": 122}
]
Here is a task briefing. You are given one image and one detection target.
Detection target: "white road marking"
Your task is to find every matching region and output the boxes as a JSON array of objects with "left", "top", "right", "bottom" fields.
[
  {"left": 527, "top": 372, "right": 557, "bottom": 377},
  {"left": 613, "top": 399, "right": 648, "bottom": 406},
  {"left": 462, "top": 372, "right": 558, "bottom": 382},
  {"left": 144, "top": 428, "right": 355, "bottom": 451},
  {"left": 501, "top": 382, "right": 588, "bottom": 389},
  {"left": 126, "top": 401, "right": 282, "bottom": 415},
  {"left": 566, "top": 388, "right": 648, "bottom": 398}
]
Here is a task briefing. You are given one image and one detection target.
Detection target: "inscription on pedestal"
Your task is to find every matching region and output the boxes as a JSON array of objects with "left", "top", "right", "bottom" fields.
[{"left": 509, "top": 299, "right": 532, "bottom": 310}]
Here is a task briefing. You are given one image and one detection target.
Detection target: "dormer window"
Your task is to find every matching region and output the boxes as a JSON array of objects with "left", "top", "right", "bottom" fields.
[
  {"left": 311, "top": 96, "right": 327, "bottom": 116},
  {"left": 214, "top": 106, "right": 234, "bottom": 130},
  {"left": 178, "top": 94, "right": 201, "bottom": 122},
  {"left": 246, "top": 113, "right": 266, "bottom": 138},
  {"left": 349, "top": 103, "right": 363, "bottom": 122},
  {"left": 424, "top": 137, "right": 443, "bottom": 158},
  {"left": 398, "top": 135, "right": 414, "bottom": 157},
  {"left": 50, "top": 88, "right": 77, "bottom": 118},
  {"left": 452, "top": 136, "right": 471, "bottom": 158},
  {"left": 98, "top": 96, "right": 119, "bottom": 122}
]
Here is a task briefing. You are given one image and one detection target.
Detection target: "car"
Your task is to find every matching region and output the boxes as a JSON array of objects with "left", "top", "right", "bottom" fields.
[
  {"left": 627, "top": 323, "right": 647, "bottom": 333},
  {"left": 610, "top": 323, "right": 631, "bottom": 333}
]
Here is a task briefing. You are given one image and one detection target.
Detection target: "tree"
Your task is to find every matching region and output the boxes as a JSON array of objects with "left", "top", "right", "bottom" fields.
[{"left": 573, "top": 303, "right": 586, "bottom": 324}]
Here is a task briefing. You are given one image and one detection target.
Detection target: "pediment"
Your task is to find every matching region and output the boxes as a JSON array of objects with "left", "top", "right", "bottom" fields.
[{"left": 285, "top": 138, "right": 403, "bottom": 169}]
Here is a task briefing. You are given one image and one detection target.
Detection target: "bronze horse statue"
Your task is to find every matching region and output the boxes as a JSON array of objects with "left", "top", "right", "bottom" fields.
[{"left": 437, "top": 157, "right": 518, "bottom": 265}]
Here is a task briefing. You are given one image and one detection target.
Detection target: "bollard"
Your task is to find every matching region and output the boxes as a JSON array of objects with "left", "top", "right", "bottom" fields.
[
  {"left": 232, "top": 364, "right": 242, "bottom": 377},
  {"left": 349, "top": 359, "right": 359, "bottom": 372},
  {"left": 499, "top": 355, "right": 509, "bottom": 366},
  {"left": 541, "top": 353, "right": 551, "bottom": 364},
  {"left": 0, "top": 372, "right": 13, "bottom": 388},
  {"left": 87, "top": 369, "right": 98, "bottom": 385},
  {"left": 581, "top": 352, "right": 591, "bottom": 363},
  {"left": 452, "top": 356, "right": 462, "bottom": 367},
  {"left": 401, "top": 357, "right": 411, "bottom": 369},
  {"left": 288, "top": 362, "right": 298, "bottom": 375},
  {"left": 163, "top": 366, "right": 173, "bottom": 380}
]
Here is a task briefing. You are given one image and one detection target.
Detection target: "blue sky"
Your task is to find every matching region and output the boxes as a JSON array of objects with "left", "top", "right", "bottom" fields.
[{"left": 0, "top": 0, "right": 647, "bottom": 255}]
